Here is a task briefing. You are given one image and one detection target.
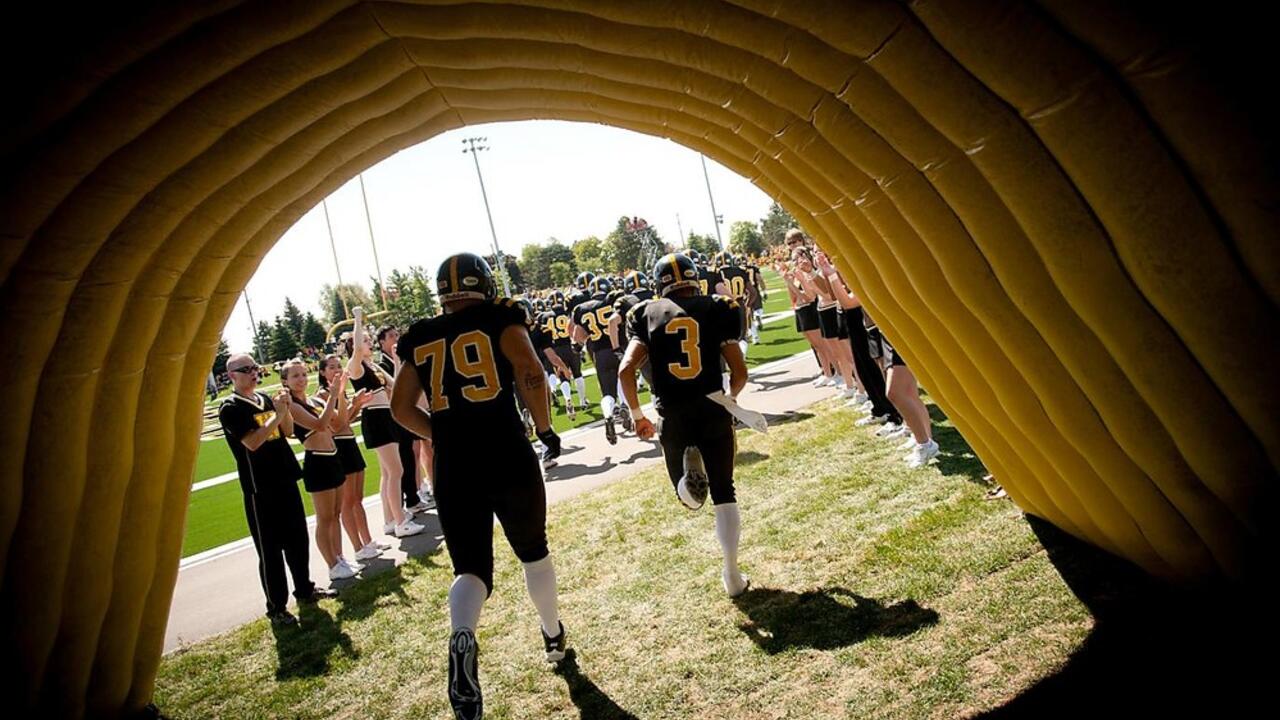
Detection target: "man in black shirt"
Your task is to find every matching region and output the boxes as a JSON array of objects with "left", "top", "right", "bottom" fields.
[
  {"left": 620, "top": 253, "right": 752, "bottom": 598},
  {"left": 571, "top": 276, "right": 623, "bottom": 444},
  {"left": 540, "top": 290, "right": 588, "bottom": 416},
  {"left": 219, "top": 353, "right": 336, "bottom": 626},
  {"left": 391, "top": 253, "right": 567, "bottom": 720}
]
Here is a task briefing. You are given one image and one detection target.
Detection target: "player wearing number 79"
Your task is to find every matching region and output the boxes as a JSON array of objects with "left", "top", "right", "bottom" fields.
[
  {"left": 390, "top": 252, "right": 567, "bottom": 720},
  {"left": 619, "top": 252, "right": 752, "bottom": 599}
]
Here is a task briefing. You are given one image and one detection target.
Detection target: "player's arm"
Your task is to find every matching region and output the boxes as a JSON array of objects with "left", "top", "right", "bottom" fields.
[
  {"left": 606, "top": 310, "right": 621, "bottom": 350},
  {"left": 714, "top": 271, "right": 730, "bottom": 297},
  {"left": 390, "top": 362, "right": 433, "bottom": 440},
  {"left": 543, "top": 347, "right": 571, "bottom": 378},
  {"left": 346, "top": 307, "right": 367, "bottom": 378},
  {"left": 570, "top": 309, "right": 588, "bottom": 344},
  {"left": 619, "top": 337, "right": 654, "bottom": 440},
  {"left": 721, "top": 341, "right": 748, "bottom": 398},
  {"left": 500, "top": 324, "right": 554, "bottom": 435}
]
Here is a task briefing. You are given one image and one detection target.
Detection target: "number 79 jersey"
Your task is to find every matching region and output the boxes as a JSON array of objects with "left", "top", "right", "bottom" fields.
[
  {"left": 397, "top": 299, "right": 527, "bottom": 446},
  {"left": 626, "top": 294, "right": 741, "bottom": 412}
]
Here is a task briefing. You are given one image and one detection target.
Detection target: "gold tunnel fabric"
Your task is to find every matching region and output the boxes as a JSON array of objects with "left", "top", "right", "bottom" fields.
[{"left": 0, "top": 1, "right": 1275, "bottom": 716}]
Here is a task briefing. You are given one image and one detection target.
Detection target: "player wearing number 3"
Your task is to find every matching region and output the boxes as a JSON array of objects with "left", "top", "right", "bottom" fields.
[
  {"left": 619, "top": 252, "right": 752, "bottom": 599},
  {"left": 390, "top": 253, "right": 567, "bottom": 720}
]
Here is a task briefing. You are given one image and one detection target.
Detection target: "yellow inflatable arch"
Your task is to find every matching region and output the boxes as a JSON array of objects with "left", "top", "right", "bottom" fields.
[{"left": 0, "top": 1, "right": 1274, "bottom": 716}]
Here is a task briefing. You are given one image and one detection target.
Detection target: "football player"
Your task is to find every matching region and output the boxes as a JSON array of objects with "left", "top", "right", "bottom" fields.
[
  {"left": 571, "top": 276, "right": 623, "bottom": 444},
  {"left": 391, "top": 253, "right": 568, "bottom": 720},
  {"left": 539, "top": 290, "right": 589, "bottom": 415}
]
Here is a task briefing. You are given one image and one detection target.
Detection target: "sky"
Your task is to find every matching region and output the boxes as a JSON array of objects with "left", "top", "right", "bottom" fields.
[{"left": 223, "top": 120, "right": 774, "bottom": 352}]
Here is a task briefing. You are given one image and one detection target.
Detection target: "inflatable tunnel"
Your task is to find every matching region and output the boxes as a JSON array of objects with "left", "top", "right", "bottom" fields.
[{"left": 0, "top": 1, "right": 1274, "bottom": 716}]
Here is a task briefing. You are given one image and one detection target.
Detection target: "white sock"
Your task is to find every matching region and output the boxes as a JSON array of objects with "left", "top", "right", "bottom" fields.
[
  {"left": 602, "top": 394, "right": 616, "bottom": 417},
  {"left": 714, "top": 503, "right": 742, "bottom": 579},
  {"left": 448, "top": 573, "right": 488, "bottom": 633},
  {"left": 616, "top": 379, "right": 626, "bottom": 404},
  {"left": 575, "top": 377, "right": 588, "bottom": 403},
  {"left": 522, "top": 555, "right": 561, "bottom": 637},
  {"left": 739, "top": 339, "right": 748, "bottom": 357},
  {"left": 560, "top": 380, "right": 573, "bottom": 403}
]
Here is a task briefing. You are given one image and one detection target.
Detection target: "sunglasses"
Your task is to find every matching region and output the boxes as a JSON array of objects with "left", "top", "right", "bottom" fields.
[{"left": 229, "top": 366, "right": 260, "bottom": 374}]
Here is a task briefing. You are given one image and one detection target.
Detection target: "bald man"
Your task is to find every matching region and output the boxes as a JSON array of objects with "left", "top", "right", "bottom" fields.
[{"left": 218, "top": 353, "right": 336, "bottom": 626}]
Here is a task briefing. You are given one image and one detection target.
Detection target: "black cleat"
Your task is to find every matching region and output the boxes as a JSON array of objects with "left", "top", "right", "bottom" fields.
[
  {"left": 542, "top": 622, "right": 568, "bottom": 663},
  {"left": 605, "top": 416, "right": 617, "bottom": 445},
  {"left": 448, "top": 629, "right": 483, "bottom": 720}
]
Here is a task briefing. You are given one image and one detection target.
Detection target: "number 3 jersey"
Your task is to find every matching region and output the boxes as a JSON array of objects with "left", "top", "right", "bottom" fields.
[
  {"left": 626, "top": 294, "right": 741, "bottom": 413},
  {"left": 397, "top": 299, "right": 527, "bottom": 447}
]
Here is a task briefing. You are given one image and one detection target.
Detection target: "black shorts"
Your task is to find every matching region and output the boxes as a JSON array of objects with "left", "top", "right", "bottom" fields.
[
  {"left": 592, "top": 347, "right": 621, "bottom": 398},
  {"left": 302, "top": 450, "right": 345, "bottom": 493},
  {"left": 658, "top": 400, "right": 737, "bottom": 506},
  {"left": 335, "top": 436, "right": 366, "bottom": 474},
  {"left": 794, "top": 301, "right": 820, "bottom": 333},
  {"left": 552, "top": 344, "right": 582, "bottom": 378},
  {"left": 433, "top": 441, "right": 547, "bottom": 594},
  {"left": 884, "top": 339, "right": 907, "bottom": 368},
  {"left": 360, "top": 406, "right": 399, "bottom": 449},
  {"left": 818, "top": 305, "right": 845, "bottom": 339},
  {"left": 639, "top": 359, "right": 654, "bottom": 387}
]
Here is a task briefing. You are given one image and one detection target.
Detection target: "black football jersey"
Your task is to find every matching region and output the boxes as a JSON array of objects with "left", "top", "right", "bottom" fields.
[
  {"left": 696, "top": 268, "right": 722, "bottom": 296},
  {"left": 627, "top": 294, "right": 740, "bottom": 412},
  {"left": 572, "top": 295, "right": 617, "bottom": 354},
  {"left": 397, "top": 299, "right": 527, "bottom": 446},
  {"left": 539, "top": 309, "right": 573, "bottom": 347},
  {"left": 719, "top": 266, "right": 752, "bottom": 301},
  {"left": 566, "top": 290, "right": 590, "bottom": 314},
  {"left": 633, "top": 288, "right": 655, "bottom": 303},
  {"left": 612, "top": 293, "right": 643, "bottom": 345}
]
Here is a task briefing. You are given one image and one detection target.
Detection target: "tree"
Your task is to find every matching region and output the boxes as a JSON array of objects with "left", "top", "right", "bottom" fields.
[
  {"left": 374, "top": 266, "right": 440, "bottom": 329},
  {"left": 281, "top": 297, "right": 305, "bottom": 345},
  {"left": 573, "top": 235, "right": 610, "bottom": 274},
  {"left": 520, "top": 243, "right": 549, "bottom": 289},
  {"left": 482, "top": 253, "right": 523, "bottom": 294},
  {"left": 685, "top": 231, "right": 719, "bottom": 257},
  {"left": 605, "top": 216, "right": 665, "bottom": 274},
  {"left": 212, "top": 338, "right": 231, "bottom": 376},
  {"left": 253, "top": 321, "right": 273, "bottom": 363},
  {"left": 759, "top": 201, "right": 799, "bottom": 247},
  {"left": 301, "top": 312, "right": 327, "bottom": 350},
  {"left": 269, "top": 317, "right": 301, "bottom": 362},
  {"left": 549, "top": 261, "right": 574, "bottom": 288},
  {"left": 319, "top": 282, "right": 376, "bottom": 325},
  {"left": 728, "top": 220, "right": 766, "bottom": 258}
]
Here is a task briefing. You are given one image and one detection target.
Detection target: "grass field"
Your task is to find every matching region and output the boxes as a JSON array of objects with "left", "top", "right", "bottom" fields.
[
  {"left": 183, "top": 311, "right": 805, "bottom": 558},
  {"left": 156, "top": 393, "right": 1114, "bottom": 719}
]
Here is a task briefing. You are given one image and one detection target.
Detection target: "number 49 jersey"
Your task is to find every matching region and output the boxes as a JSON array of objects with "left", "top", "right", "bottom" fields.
[
  {"left": 397, "top": 299, "right": 527, "bottom": 446},
  {"left": 626, "top": 294, "right": 740, "bottom": 412}
]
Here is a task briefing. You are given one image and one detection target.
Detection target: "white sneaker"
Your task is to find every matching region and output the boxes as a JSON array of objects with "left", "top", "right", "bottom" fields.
[
  {"left": 373, "top": 539, "right": 393, "bottom": 551},
  {"left": 338, "top": 556, "right": 363, "bottom": 572},
  {"left": 811, "top": 375, "right": 827, "bottom": 387},
  {"left": 882, "top": 424, "right": 910, "bottom": 440},
  {"left": 840, "top": 387, "right": 857, "bottom": 399},
  {"left": 906, "top": 440, "right": 940, "bottom": 468},
  {"left": 395, "top": 520, "right": 425, "bottom": 537},
  {"left": 856, "top": 413, "right": 889, "bottom": 427},
  {"left": 407, "top": 502, "right": 429, "bottom": 514},
  {"left": 875, "top": 422, "right": 902, "bottom": 438},
  {"left": 382, "top": 522, "right": 397, "bottom": 535},
  {"left": 329, "top": 562, "right": 357, "bottom": 580},
  {"left": 821, "top": 376, "right": 837, "bottom": 387},
  {"left": 723, "top": 570, "right": 750, "bottom": 598},
  {"left": 851, "top": 391, "right": 869, "bottom": 405},
  {"left": 354, "top": 544, "right": 382, "bottom": 561},
  {"left": 832, "top": 377, "right": 846, "bottom": 390},
  {"left": 418, "top": 491, "right": 437, "bottom": 510},
  {"left": 899, "top": 436, "right": 918, "bottom": 451},
  {"left": 845, "top": 396, "right": 867, "bottom": 408}
]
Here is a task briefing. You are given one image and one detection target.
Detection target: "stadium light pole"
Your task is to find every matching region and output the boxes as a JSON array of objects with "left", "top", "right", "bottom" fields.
[
  {"left": 700, "top": 153, "right": 724, "bottom": 249},
  {"left": 462, "top": 136, "right": 512, "bottom": 297},
  {"left": 242, "top": 289, "right": 259, "bottom": 355},
  {"left": 676, "top": 212, "right": 685, "bottom": 245}
]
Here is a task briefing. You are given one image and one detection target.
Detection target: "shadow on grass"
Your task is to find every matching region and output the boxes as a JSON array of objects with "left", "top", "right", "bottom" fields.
[
  {"left": 553, "top": 649, "right": 639, "bottom": 720},
  {"left": 925, "top": 402, "right": 989, "bottom": 485},
  {"left": 271, "top": 603, "right": 357, "bottom": 680},
  {"left": 732, "top": 586, "right": 938, "bottom": 654},
  {"left": 736, "top": 450, "right": 770, "bottom": 466},
  {"left": 977, "top": 516, "right": 1271, "bottom": 718},
  {"left": 751, "top": 376, "right": 818, "bottom": 392},
  {"left": 759, "top": 411, "right": 813, "bottom": 427}
]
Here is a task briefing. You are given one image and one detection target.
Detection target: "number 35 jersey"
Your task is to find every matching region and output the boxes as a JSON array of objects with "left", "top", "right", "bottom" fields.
[
  {"left": 626, "top": 294, "right": 740, "bottom": 412},
  {"left": 397, "top": 299, "right": 527, "bottom": 447}
]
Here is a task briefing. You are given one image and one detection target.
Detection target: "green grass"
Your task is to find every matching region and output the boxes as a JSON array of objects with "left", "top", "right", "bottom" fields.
[{"left": 158, "top": 395, "right": 1094, "bottom": 719}]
